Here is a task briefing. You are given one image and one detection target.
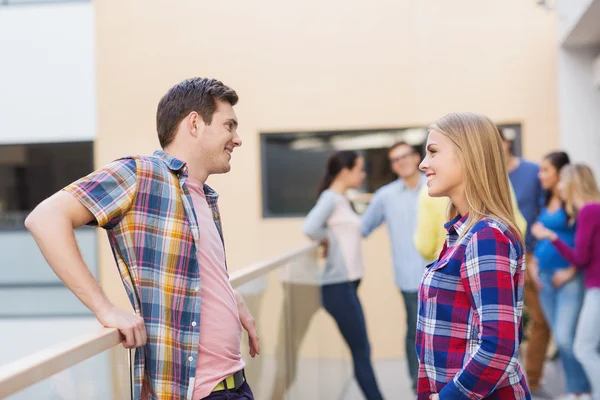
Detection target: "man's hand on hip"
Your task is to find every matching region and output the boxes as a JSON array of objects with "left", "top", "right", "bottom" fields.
[
  {"left": 96, "top": 304, "right": 147, "bottom": 349},
  {"left": 235, "top": 291, "right": 260, "bottom": 358}
]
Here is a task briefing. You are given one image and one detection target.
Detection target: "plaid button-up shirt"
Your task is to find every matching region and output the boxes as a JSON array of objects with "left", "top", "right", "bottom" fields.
[
  {"left": 64, "top": 150, "right": 224, "bottom": 400},
  {"left": 416, "top": 214, "right": 530, "bottom": 400}
]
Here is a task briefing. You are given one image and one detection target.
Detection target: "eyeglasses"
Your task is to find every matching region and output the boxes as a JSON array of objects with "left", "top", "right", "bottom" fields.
[{"left": 389, "top": 152, "right": 417, "bottom": 164}]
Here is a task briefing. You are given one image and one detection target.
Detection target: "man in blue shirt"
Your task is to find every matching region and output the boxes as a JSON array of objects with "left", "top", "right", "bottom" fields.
[
  {"left": 361, "top": 141, "right": 429, "bottom": 393},
  {"left": 500, "top": 128, "right": 550, "bottom": 397}
]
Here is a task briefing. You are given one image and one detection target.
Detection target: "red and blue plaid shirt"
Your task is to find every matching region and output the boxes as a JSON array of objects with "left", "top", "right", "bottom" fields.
[
  {"left": 64, "top": 150, "right": 225, "bottom": 400},
  {"left": 416, "top": 214, "right": 531, "bottom": 400}
]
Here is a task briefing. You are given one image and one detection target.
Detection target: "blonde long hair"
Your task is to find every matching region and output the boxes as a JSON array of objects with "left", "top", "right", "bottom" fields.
[
  {"left": 560, "top": 164, "right": 600, "bottom": 218},
  {"left": 430, "top": 112, "right": 523, "bottom": 245}
]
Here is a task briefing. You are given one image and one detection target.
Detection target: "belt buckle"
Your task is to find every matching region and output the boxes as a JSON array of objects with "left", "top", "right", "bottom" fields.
[{"left": 213, "top": 369, "right": 244, "bottom": 392}]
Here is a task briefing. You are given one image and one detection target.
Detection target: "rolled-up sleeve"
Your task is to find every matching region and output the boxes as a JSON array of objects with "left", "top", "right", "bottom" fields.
[
  {"left": 62, "top": 158, "right": 138, "bottom": 229},
  {"left": 440, "top": 226, "right": 521, "bottom": 399}
]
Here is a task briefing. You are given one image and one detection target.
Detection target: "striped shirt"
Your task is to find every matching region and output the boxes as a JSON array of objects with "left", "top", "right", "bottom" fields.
[
  {"left": 416, "top": 214, "right": 530, "bottom": 400},
  {"left": 64, "top": 150, "right": 225, "bottom": 400}
]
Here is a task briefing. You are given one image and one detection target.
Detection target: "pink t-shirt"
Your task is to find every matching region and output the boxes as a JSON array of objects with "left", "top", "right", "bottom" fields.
[{"left": 187, "top": 178, "right": 244, "bottom": 400}]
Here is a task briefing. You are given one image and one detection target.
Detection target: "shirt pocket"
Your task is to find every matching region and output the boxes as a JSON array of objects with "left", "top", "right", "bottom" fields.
[{"left": 421, "top": 259, "right": 449, "bottom": 299}]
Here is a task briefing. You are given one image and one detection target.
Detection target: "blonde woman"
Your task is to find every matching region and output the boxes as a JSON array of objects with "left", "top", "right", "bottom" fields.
[
  {"left": 416, "top": 112, "right": 530, "bottom": 400},
  {"left": 533, "top": 164, "right": 600, "bottom": 400}
]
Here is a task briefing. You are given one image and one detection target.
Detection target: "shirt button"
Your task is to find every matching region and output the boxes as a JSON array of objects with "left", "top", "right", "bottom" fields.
[
  {"left": 188, "top": 356, "right": 194, "bottom": 362},
  {"left": 194, "top": 287, "right": 199, "bottom": 292},
  {"left": 191, "top": 321, "right": 197, "bottom": 327}
]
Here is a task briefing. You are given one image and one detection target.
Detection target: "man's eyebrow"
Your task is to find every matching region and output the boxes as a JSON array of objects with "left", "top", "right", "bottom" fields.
[{"left": 225, "top": 118, "right": 238, "bottom": 128}]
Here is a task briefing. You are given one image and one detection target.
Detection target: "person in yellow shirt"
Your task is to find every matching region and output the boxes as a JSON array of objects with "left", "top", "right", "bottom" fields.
[{"left": 414, "top": 183, "right": 527, "bottom": 261}]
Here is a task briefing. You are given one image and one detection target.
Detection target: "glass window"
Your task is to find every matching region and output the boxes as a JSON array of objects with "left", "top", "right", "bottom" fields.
[
  {"left": 260, "top": 124, "right": 521, "bottom": 218},
  {"left": 0, "top": 141, "right": 93, "bottom": 229}
]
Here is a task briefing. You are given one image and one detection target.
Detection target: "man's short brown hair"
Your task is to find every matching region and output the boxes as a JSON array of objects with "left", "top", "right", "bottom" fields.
[
  {"left": 156, "top": 77, "right": 238, "bottom": 148},
  {"left": 388, "top": 140, "right": 416, "bottom": 155}
]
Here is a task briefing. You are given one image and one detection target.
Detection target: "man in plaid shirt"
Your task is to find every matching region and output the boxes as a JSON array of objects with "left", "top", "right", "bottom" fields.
[{"left": 25, "top": 78, "right": 259, "bottom": 399}]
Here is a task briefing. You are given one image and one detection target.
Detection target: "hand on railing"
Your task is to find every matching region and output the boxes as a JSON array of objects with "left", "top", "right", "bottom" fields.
[{"left": 95, "top": 304, "right": 146, "bottom": 348}]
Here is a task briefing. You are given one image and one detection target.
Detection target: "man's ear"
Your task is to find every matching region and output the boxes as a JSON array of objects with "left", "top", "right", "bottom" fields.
[{"left": 187, "top": 111, "right": 206, "bottom": 138}]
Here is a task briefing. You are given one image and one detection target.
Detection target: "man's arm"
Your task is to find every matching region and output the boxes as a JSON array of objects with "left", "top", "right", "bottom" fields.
[
  {"left": 360, "top": 190, "right": 385, "bottom": 238},
  {"left": 25, "top": 191, "right": 146, "bottom": 348},
  {"left": 234, "top": 290, "right": 260, "bottom": 358},
  {"left": 25, "top": 158, "right": 146, "bottom": 348}
]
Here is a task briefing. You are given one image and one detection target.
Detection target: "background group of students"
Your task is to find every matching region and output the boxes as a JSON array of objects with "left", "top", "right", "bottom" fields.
[{"left": 300, "top": 121, "right": 599, "bottom": 400}]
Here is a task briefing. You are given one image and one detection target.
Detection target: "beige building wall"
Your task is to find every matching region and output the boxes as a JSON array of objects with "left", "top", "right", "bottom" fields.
[{"left": 95, "top": 0, "right": 558, "bottom": 360}]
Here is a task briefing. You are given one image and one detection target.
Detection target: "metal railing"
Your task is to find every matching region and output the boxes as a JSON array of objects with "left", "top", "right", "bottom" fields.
[{"left": 0, "top": 242, "right": 318, "bottom": 398}]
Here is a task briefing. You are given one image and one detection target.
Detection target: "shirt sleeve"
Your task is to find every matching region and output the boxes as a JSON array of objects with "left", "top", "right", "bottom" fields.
[
  {"left": 303, "top": 191, "right": 336, "bottom": 242},
  {"left": 413, "top": 186, "right": 447, "bottom": 261},
  {"left": 552, "top": 205, "right": 597, "bottom": 268},
  {"left": 62, "top": 158, "right": 138, "bottom": 230},
  {"left": 360, "top": 189, "right": 385, "bottom": 237},
  {"left": 440, "top": 226, "right": 522, "bottom": 399},
  {"left": 509, "top": 183, "right": 527, "bottom": 237}
]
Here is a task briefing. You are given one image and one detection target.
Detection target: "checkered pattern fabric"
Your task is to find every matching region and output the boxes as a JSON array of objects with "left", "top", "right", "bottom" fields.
[
  {"left": 64, "top": 150, "right": 223, "bottom": 399},
  {"left": 416, "top": 214, "right": 531, "bottom": 400}
]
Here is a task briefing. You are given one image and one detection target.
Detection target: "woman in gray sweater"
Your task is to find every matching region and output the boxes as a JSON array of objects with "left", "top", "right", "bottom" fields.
[{"left": 303, "top": 150, "right": 384, "bottom": 400}]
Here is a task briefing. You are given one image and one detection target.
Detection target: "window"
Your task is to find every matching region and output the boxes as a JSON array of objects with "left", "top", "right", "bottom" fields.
[
  {"left": 260, "top": 124, "right": 521, "bottom": 218},
  {"left": 0, "top": 141, "right": 95, "bottom": 317},
  {"left": 261, "top": 127, "right": 427, "bottom": 218},
  {"left": 0, "top": 141, "right": 93, "bottom": 229}
]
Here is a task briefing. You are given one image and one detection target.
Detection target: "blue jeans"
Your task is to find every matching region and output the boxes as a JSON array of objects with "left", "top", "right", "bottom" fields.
[
  {"left": 322, "top": 280, "right": 384, "bottom": 400},
  {"left": 574, "top": 288, "right": 600, "bottom": 400},
  {"left": 539, "top": 270, "right": 591, "bottom": 394}
]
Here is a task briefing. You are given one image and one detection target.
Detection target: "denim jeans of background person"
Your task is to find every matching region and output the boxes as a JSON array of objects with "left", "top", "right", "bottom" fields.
[
  {"left": 500, "top": 127, "right": 549, "bottom": 393},
  {"left": 532, "top": 165, "right": 600, "bottom": 399},
  {"left": 24, "top": 78, "right": 259, "bottom": 400},
  {"left": 532, "top": 151, "right": 591, "bottom": 397},
  {"left": 360, "top": 141, "right": 429, "bottom": 393}
]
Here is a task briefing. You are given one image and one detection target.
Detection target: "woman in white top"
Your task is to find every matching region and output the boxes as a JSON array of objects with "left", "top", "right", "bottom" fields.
[{"left": 303, "top": 150, "right": 384, "bottom": 400}]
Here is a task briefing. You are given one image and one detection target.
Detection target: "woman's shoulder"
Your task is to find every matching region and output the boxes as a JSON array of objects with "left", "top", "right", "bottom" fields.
[
  {"left": 316, "top": 189, "right": 350, "bottom": 210},
  {"left": 467, "top": 217, "right": 523, "bottom": 250},
  {"left": 580, "top": 202, "right": 600, "bottom": 216},
  {"left": 318, "top": 189, "right": 341, "bottom": 202}
]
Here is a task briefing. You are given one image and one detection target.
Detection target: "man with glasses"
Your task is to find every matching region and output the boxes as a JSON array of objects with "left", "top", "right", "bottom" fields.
[{"left": 361, "top": 141, "right": 429, "bottom": 393}]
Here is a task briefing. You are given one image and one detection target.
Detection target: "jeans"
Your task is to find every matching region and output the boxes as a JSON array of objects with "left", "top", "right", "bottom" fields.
[
  {"left": 401, "top": 290, "right": 419, "bottom": 392},
  {"left": 539, "top": 270, "right": 591, "bottom": 394},
  {"left": 202, "top": 381, "right": 254, "bottom": 399},
  {"left": 322, "top": 280, "right": 384, "bottom": 400},
  {"left": 573, "top": 288, "right": 600, "bottom": 399}
]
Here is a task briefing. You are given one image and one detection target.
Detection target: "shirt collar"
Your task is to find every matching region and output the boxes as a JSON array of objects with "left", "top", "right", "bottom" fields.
[
  {"left": 445, "top": 213, "right": 469, "bottom": 237},
  {"left": 397, "top": 174, "right": 427, "bottom": 191},
  {"left": 153, "top": 150, "right": 188, "bottom": 175},
  {"left": 153, "top": 150, "right": 218, "bottom": 198}
]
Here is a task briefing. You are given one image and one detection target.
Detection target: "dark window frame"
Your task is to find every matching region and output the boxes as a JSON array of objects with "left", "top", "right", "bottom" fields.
[
  {"left": 260, "top": 124, "right": 522, "bottom": 219},
  {"left": 0, "top": 140, "right": 94, "bottom": 231}
]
